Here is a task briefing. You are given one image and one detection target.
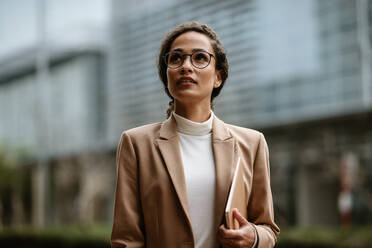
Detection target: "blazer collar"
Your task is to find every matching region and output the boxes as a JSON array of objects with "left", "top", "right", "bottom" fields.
[
  {"left": 212, "top": 114, "right": 232, "bottom": 141},
  {"left": 159, "top": 114, "right": 178, "bottom": 140}
]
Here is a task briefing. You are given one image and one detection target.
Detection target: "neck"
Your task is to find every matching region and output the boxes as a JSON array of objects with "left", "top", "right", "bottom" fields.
[{"left": 174, "top": 100, "right": 211, "bottom": 123}]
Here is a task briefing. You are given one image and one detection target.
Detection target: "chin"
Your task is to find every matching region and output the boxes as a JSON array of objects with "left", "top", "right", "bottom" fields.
[{"left": 175, "top": 94, "right": 211, "bottom": 105}]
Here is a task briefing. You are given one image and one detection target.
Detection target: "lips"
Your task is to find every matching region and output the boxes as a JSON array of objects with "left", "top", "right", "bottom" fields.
[{"left": 177, "top": 77, "right": 197, "bottom": 85}]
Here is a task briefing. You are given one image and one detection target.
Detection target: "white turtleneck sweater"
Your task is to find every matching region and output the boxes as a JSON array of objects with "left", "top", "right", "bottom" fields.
[{"left": 173, "top": 111, "right": 216, "bottom": 248}]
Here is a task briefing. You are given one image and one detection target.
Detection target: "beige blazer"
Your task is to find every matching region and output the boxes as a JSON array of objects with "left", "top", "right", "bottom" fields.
[{"left": 111, "top": 115, "right": 279, "bottom": 248}]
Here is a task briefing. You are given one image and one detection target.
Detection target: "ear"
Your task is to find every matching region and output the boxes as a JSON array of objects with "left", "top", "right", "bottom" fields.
[{"left": 214, "top": 70, "right": 222, "bottom": 88}]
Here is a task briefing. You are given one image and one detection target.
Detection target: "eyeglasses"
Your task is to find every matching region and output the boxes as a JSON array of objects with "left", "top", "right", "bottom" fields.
[{"left": 164, "top": 50, "right": 215, "bottom": 69}]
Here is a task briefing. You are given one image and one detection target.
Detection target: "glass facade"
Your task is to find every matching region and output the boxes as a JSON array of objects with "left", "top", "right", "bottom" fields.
[{"left": 108, "top": 0, "right": 372, "bottom": 144}]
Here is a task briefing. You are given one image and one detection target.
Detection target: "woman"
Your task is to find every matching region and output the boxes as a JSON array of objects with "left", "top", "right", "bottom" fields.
[{"left": 111, "top": 21, "right": 279, "bottom": 248}]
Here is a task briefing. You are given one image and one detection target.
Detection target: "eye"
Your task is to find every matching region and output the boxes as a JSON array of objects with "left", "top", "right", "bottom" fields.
[
  {"left": 168, "top": 52, "right": 182, "bottom": 64},
  {"left": 193, "top": 52, "right": 209, "bottom": 62}
]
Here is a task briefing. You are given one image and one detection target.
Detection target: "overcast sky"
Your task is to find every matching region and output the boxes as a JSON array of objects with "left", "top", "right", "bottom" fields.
[{"left": 0, "top": 0, "right": 109, "bottom": 60}]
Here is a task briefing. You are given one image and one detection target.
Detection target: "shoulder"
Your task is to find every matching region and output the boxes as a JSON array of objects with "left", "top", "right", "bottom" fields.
[
  {"left": 221, "top": 122, "right": 269, "bottom": 160},
  {"left": 213, "top": 115, "right": 265, "bottom": 148},
  {"left": 224, "top": 123, "right": 263, "bottom": 142},
  {"left": 220, "top": 121, "right": 268, "bottom": 154},
  {"left": 120, "top": 122, "right": 163, "bottom": 142}
]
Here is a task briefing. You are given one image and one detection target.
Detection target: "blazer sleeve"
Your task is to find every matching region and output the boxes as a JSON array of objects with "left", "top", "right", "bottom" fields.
[
  {"left": 248, "top": 133, "right": 280, "bottom": 248},
  {"left": 111, "top": 132, "right": 145, "bottom": 248}
]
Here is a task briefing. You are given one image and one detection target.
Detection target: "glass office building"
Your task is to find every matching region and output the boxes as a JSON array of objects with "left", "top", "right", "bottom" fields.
[{"left": 108, "top": 0, "right": 372, "bottom": 226}]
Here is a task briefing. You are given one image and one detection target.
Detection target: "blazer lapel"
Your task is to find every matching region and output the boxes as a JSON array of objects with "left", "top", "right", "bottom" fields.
[
  {"left": 212, "top": 116, "right": 239, "bottom": 230},
  {"left": 156, "top": 114, "right": 238, "bottom": 235},
  {"left": 156, "top": 115, "right": 192, "bottom": 229}
]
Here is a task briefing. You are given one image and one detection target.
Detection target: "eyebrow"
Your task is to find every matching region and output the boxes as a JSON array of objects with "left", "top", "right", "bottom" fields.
[{"left": 171, "top": 48, "right": 209, "bottom": 53}]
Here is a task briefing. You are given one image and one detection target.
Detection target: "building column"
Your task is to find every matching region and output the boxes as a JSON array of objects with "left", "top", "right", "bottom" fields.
[{"left": 31, "top": 162, "right": 47, "bottom": 227}]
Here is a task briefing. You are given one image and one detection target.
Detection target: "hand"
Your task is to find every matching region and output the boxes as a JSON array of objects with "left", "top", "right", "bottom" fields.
[{"left": 218, "top": 209, "right": 256, "bottom": 248}]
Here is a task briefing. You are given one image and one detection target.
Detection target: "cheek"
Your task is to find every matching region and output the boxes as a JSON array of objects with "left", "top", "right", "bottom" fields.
[
  {"left": 166, "top": 69, "right": 176, "bottom": 96},
  {"left": 166, "top": 71, "right": 172, "bottom": 90},
  {"left": 201, "top": 70, "right": 217, "bottom": 86},
  {"left": 166, "top": 69, "right": 176, "bottom": 83}
]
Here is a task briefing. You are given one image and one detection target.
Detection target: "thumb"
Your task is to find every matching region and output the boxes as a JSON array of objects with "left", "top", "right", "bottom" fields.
[{"left": 233, "top": 208, "right": 249, "bottom": 226}]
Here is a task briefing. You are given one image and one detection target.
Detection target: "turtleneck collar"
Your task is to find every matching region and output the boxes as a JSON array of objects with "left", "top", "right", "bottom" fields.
[{"left": 172, "top": 111, "right": 213, "bottom": 136}]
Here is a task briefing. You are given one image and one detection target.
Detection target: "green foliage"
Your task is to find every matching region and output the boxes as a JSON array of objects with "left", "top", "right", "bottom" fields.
[
  {"left": 0, "top": 224, "right": 111, "bottom": 248},
  {"left": 0, "top": 147, "right": 17, "bottom": 194},
  {"left": 1, "top": 225, "right": 372, "bottom": 248},
  {"left": 0, "top": 145, "right": 32, "bottom": 194},
  {"left": 277, "top": 226, "right": 372, "bottom": 248}
]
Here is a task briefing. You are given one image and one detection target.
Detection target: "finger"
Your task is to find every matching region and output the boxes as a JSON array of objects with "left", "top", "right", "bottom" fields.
[
  {"left": 218, "top": 236, "right": 238, "bottom": 248},
  {"left": 217, "top": 238, "right": 231, "bottom": 248},
  {"left": 233, "top": 208, "right": 249, "bottom": 227},
  {"left": 219, "top": 224, "right": 242, "bottom": 239},
  {"left": 219, "top": 237, "right": 243, "bottom": 248}
]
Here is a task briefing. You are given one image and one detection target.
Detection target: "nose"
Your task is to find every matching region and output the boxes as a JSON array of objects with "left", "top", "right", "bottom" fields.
[{"left": 180, "top": 55, "right": 193, "bottom": 72}]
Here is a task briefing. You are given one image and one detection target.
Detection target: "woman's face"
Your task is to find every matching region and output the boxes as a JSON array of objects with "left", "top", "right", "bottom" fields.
[{"left": 166, "top": 31, "right": 221, "bottom": 106}]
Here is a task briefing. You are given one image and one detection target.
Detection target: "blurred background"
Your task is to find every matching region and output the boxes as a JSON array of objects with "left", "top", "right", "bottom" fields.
[{"left": 0, "top": 0, "right": 372, "bottom": 247}]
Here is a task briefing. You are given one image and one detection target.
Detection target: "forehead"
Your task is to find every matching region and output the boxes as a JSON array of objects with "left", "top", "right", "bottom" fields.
[{"left": 170, "top": 31, "right": 213, "bottom": 52}]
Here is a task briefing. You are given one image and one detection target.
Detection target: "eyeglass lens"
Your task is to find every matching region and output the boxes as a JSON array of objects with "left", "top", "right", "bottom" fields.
[{"left": 166, "top": 51, "right": 211, "bottom": 69}]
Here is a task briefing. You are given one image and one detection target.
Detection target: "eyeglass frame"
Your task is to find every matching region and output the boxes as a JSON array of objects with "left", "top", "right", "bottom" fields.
[{"left": 163, "top": 50, "right": 215, "bottom": 69}]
